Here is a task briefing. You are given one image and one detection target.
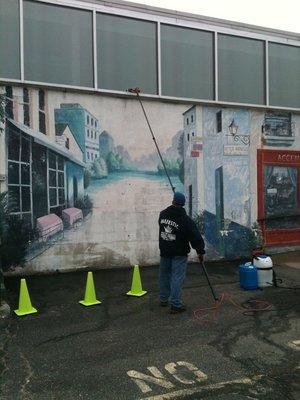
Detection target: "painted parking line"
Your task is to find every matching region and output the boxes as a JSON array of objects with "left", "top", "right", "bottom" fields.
[{"left": 139, "top": 375, "right": 263, "bottom": 400}]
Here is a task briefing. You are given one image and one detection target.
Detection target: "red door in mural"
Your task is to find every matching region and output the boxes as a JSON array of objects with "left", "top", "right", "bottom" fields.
[{"left": 257, "top": 150, "right": 300, "bottom": 246}]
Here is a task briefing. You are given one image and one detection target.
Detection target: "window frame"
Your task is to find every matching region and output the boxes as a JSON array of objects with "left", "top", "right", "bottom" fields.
[
  {"left": 38, "top": 89, "right": 46, "bottom": 134},
  {"left": 5, "top": 86, "right": 14, "bottom": 119},
  {"left": 23, "top": 87, "right": 30, "bottom": 127},
  {"left": 48, "top": 151, "right": 65, "bottom": 211},
  {"left": 7, "top": 126, "right": 33, "bottom": 225}
]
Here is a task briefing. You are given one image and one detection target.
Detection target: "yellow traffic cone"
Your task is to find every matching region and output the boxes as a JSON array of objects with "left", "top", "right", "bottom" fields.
[
  {"left": 14, "top": 279, "right": 38, "bottom": 316},
  {"left": 127, "top": 265, "right": 147, "bottom": 297},
  {"left": 79, "top": 271, "right": 102, "bottom": 306}
]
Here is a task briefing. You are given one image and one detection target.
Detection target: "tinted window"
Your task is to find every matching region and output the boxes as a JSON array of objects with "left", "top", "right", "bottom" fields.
[
  {"left": 97, "top": 14, "right": 157, "bottom": 94},
  {"left": 24, "top": 0, "right": 93, "bottom": 87},
  {"left": 269, "top": 43, "right": 300, "bottom": 108},
  {"left": 218, "top": 34, "right": 265, "bottom": 104},
  {"left": 0, "top": 0, "right": 20, "bottom": 79},
  {"left": 161, "top": 25, "right": 214, "bottom": 99}
]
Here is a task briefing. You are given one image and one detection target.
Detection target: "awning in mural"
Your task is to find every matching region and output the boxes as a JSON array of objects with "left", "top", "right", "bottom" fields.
[{"left": 8, "top": 119, "right": 85, "bottom": 167}]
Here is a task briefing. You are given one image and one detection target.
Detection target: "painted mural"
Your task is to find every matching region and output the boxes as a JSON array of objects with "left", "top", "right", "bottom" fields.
[
  {"left": 182, "top": 105, "right": 300, "bottom": 258},
  {"left": 0, "top": 86, "right": 187, "bottom": 273},
  {"left": 0, "top": 86, "right": 299, "bottom": 274}
]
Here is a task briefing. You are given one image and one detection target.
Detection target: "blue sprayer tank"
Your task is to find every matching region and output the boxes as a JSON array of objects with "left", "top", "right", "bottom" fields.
[{"left": 239, "top": 262, "right": 258, "bottom": 290}]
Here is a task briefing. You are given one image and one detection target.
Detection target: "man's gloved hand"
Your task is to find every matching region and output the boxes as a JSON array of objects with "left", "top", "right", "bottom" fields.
[{"left": 198, "top": 254, "right": 204, "bottom": 264}]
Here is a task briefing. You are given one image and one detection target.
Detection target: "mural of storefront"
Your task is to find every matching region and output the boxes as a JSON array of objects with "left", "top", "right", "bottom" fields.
[
  {"left": 258, "top": 150, "right": 300, "bottom": 247},
  {"left": 6, "top": 119, "right": 85, "bottom": 228}
]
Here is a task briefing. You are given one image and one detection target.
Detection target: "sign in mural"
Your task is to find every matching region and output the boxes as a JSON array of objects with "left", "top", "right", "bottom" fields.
[{"left": 223, "top": 145, "right": 248, "bottom": 156}]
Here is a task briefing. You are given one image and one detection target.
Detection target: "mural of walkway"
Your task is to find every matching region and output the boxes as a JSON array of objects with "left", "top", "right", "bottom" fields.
[{"left": 26, "top": 176, "right": 178, "bottom": 272}]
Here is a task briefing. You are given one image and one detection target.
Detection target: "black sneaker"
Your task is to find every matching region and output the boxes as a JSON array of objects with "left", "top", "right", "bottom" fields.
[
  {"left": 160, "top": 301, "right": 168, "bottom": 307},
  {"left": 170, "top": 305, "right": 186, "bottom": 314}
]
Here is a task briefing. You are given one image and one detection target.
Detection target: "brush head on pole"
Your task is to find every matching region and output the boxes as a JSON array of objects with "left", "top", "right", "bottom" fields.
[{"left": 128, "top": 87, "right": 141, "bottom": 94}]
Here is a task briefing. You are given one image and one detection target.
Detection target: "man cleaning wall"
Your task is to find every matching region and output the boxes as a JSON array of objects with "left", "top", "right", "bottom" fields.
[{"left": 159, "top": 192, "right": 205, "bottom": 313}]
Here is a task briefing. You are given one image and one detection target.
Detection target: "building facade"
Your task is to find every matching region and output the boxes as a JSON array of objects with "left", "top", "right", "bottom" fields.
[
  {"left": 55, "top": 104, "right": 100, "bottom": 163},
  {"left": 0, "top": 0, "right": 299, "bottom": 274}
]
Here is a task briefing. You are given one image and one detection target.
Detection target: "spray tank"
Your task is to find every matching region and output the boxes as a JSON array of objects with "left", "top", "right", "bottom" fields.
[{"left": 253, "top": 255, "right": 274, "bottom": 288}]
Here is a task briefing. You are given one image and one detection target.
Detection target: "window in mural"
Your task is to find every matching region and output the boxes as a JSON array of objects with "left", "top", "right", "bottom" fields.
[
  {"left": 48, "top": 152, "right": 65, "bottom": 215},
  {"left": 263, "top": 113, "right": 292, "bottom": 137},
  {"left": 216, "top": 110, "right": 222, "bottom": 132},
  {"left": 39, "top": 89, "right": 46, "bottom": 134},
  {"left": 32, "top": 143, "right": 47, "bottom": 220},
  {"left": 264, "top": 166, "right": 299, "bottom": 229},
  {"left": 5, "top": 86, "right": 13, "bottom": 119},
  {"left": 7, "top": 128, "right": 32, "bottom": 223},
  {"left": 23, "top": 88, "right": 30, "bottom": 127}
]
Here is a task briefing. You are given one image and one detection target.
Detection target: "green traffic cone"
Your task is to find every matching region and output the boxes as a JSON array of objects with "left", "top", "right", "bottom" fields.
[
  {"left": 127, "top": 265, "right": 147, "bottom": 297},
  {"left": 79, "top": 272, "right": 102, "bottom": 307},
  {"left": 14, "top": 279, "right": 38, "bottom": 316}
]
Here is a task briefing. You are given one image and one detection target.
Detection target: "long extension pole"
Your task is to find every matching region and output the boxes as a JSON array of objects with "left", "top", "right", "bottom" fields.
[
  {"left": 128, "top": 87, "right": 175, "bottom": 193},
  {"left": 129, "top": 88, "right": 218, "bottom": 302},
  {"left": 201, "top": 261, "right": 219, "bottom": 302}
]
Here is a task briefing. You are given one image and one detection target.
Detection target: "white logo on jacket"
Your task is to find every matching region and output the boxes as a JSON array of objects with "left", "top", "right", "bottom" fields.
[{"left": 161, "top": 225, "right": 176, "bottom": 241}]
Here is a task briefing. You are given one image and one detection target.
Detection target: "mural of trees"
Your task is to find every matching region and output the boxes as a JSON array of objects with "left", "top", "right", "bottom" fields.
[
  {"left": 90, "top": 131, "right": 135, "bottom": 180},
  {"left": 91, "top": 158, "right": 108, "bottom": 179},
  {"left": 157, "top": 158, "right": 181, "bottom": 176}
]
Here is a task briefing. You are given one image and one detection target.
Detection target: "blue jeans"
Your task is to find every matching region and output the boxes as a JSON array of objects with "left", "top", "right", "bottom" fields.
[{"left": 159, "top": 256, "right": 187, "bottom": 308}]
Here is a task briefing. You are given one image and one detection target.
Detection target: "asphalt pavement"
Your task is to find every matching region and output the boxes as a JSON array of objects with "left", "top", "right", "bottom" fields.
[{"left": 1, "top": 259, "right": 299, "bottom": 400}]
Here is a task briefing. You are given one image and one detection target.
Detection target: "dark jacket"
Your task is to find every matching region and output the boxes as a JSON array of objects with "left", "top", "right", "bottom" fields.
[{"left": 159, "top": 205, "right": 205, "bottom": 257}]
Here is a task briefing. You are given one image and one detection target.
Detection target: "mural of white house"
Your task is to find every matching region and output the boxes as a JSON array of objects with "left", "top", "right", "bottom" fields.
[
  {"left": 183, "top": 106, "right": 204, "bottom": 219},
  {"left": 202, "top": 107, "right": 252, "bottom": 259},
  {"left": 55, "top": 104, "right": 101, "bottom": 164}
]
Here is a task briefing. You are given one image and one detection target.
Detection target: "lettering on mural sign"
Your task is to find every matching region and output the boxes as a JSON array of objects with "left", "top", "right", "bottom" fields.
[
  {"left": 277, "top": 154, "right": 300, "bottom": 163},
  {"left": 127, "top": 361, "right": 207, "bottom": 394},
  {"left": 223, "top": 145, "right": 248, "bottom": 156},
  {"left": 193, "top": 144, "right": 203, "bottom": 151}
]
